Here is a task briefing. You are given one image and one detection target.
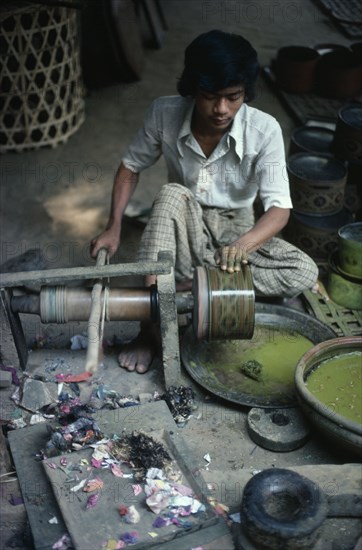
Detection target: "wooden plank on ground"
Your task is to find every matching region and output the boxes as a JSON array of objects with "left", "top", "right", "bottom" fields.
[{"left": 8, "top": 401, "right": 224, "bottom": 550}]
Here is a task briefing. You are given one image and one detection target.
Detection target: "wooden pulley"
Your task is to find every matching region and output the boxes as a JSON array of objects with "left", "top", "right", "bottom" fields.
[{"left": 193, "top": 265, "right": 255, "bottom": 341}]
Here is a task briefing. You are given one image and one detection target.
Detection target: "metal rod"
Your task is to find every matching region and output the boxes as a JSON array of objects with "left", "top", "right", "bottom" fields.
[
  {"left": 10, "top": 294, "right": 40, "bottom": 315},
  {"left": 11, "top": 287, "right": 191, "bottom": 322}
]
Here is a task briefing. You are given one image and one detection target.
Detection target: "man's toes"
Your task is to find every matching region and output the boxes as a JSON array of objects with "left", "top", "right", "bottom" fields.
[
  {"left": 118, "top": 352, "right": 135, "bottom": 371},
  {"left": 136, "top": 363, "right": 149, "bottom": 374},
  {"left": 118, "top": 352, "right": 126, "bottom": 366},
  {"left": 126, "top": 363, "right": 136, "bottom": 372}
]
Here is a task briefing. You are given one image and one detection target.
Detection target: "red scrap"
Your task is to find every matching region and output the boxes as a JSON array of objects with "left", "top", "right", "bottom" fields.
[
  {"left": 118, "top": 504, "right": 129, "bottom": 516},
  {"left": 55, "top": 372, "right": 92, "bottom": 383}
]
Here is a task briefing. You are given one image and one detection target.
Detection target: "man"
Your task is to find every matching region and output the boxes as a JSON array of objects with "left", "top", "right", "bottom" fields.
[{"left": 91, "top": 30, "right": 319, "bottom": 373}]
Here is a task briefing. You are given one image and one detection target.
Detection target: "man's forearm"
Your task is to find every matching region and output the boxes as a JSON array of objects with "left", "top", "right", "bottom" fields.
[
  {"left": 236, "top": 206, "right": 290, "bottom": 253},
  {"left": 107, "top": 163, "right": 139, "bottom": 230}
]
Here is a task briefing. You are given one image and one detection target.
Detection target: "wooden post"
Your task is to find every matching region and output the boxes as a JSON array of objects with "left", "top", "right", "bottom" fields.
[
  {"left": 0, "top": 288, "right": 28, "bottom": 371},
  {"left": 85, "top": 249, "right": 108, "bottom": 374}
]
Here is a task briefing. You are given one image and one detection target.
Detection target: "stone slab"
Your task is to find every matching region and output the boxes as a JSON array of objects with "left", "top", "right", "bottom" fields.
[
  {"left": 0, "top": 428, "right": 12, "bottom": 474},
  {"left": 20, "top": 378, "right": 59, "bottom": 412},
  {"left": 43, "top": 430, "right": 217, "bottom": 550},
  {"left": 8, "top": 400, "right": 227, "bottom": 550},
  {"left": 0, "top": 370, "right": 12, "bottom": 388},
  {"left": 0, "top": 476, "right": 29, "bottom": 550}
]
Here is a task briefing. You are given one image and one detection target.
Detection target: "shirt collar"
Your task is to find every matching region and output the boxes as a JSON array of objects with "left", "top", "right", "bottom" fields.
[
  {"left": 228, "top": 103, "right": 245, "bottom": 161},
  {"left": 177, "top": 99, "right": 246, "bottom": 160}
]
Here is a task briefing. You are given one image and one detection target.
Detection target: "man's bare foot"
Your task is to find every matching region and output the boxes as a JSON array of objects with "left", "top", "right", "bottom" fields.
[
  {"left": 311, "top": 280, "right": 330, "bottom": 301},
  {"left": 118, "top": 327, "right": 158, "bottom": 374}
]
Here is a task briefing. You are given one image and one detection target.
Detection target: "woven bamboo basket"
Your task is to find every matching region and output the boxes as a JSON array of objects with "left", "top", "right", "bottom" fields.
[{"left": 0, "top": 2, "right": 85, "bottom": 152}]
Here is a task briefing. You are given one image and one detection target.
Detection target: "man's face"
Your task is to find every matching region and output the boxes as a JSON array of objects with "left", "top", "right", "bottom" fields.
[{"left": 193, "top": 85, "right": 245, "bottom": 133}]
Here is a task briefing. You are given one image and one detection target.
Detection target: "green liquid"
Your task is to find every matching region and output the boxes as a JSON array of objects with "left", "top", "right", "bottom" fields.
[
  {"left": 190, "top": 326, "right": 314, "bottom": 405},
  {"left": 235, "top": 327, "right": 313, "bottom": 386},
  {"left": 306, "top": 352, "right": 362, "bottom": 424}
]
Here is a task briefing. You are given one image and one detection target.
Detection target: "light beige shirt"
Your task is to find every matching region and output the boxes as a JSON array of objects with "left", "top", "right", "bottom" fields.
[{"left": 122, "top": 96, "right": 292, "bottom": 211}]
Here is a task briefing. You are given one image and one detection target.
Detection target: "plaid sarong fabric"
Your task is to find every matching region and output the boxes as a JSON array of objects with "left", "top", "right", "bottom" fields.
[{"left": 138, "top": 183, "right": 318, "bottom": 297}]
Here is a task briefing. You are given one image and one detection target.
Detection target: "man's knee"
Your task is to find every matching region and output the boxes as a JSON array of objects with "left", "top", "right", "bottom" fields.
[
  {"left": 283, "top": 254, "right": 319, "bottom": 297},
  {"left": 154, "top": 183, "right": 194, "bottom": 205}
]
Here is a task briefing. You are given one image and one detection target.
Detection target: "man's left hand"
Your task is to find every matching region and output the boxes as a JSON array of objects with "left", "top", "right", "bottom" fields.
[{"left": 215, "top": 243, "right": 249, "bottom": 273}]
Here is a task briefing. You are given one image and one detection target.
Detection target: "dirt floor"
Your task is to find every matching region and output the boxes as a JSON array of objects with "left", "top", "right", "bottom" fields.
[{"left": 1, "top": 0, "right": 361, "bottom": 549}]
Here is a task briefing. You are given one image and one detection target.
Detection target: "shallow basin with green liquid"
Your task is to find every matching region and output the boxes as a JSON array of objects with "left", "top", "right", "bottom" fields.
[
  {"left": 295, "top": 336, "right": 362, "bottom": 457},
  {"left": 181, "top": 303, "right": 335, "bottom": 408}
]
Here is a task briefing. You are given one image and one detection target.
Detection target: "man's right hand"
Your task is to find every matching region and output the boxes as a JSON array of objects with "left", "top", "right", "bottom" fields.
[{"left": 90, "top": 227, "right": 120, "bottom": 258}]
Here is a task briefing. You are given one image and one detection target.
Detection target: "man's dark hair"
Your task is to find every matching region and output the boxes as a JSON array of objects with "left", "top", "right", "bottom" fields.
[{"left": 177, "top": 29, "right": 259, "bottom": 102}]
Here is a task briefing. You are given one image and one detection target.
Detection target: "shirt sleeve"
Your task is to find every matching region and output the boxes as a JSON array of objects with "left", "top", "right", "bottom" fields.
[
  {"left": 256, "top": 120, "right": 293, "bottom": 211},
  {"left": 121, "top": 99, "right": 163, "bottom": 173}
]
